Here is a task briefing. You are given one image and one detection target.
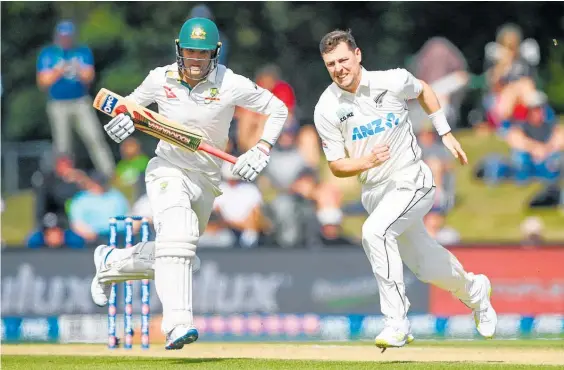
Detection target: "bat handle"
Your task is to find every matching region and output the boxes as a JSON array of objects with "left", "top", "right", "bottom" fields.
[{"left": 198, "top": 142, "right": 238, "bottom": 164}]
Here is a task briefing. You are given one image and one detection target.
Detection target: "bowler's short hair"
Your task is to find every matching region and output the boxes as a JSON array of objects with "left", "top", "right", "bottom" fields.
[{"left": 319, "top": 29, "right": 357, "bottom": 55}]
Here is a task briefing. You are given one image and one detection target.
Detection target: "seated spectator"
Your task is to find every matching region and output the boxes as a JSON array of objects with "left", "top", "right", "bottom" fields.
[
  {"left": 482, "top": 23, "right": 540, "bottom": 131},
  {"left": 236, "top": 63, "right": 321, "bottom": 167},
  {"left": 69, "top": 171, "right": 130, "bottom": 244},
  {"left": 266, "top": 166, "right": 322, "bottom": 248},
  {"left": 316, "top": 207, "right": 356, "bottom": 246},
  {"left": 262, "top": 126, "right": 345, "bottom": 248},
  {"left": 199, "top": 210, "right": 237, "bottom": 248},
  {"left": 423, "top": 207, "right": 461, "bottom": 246},
  {"left": 213, "top": 163, "right": 266, "bottom": 248},
  {"left": 261, "top": 127, "right": 320, "bottom": 248},
  {"left": 528, "top": 183, "right": 563, "bottom": 209},
  {"left": 27, "top": 212, "right": 85, "bottom": 249},
  {"left": 407, "top": 36, "right": 470, "bottom": 131},
  {"left": 418, "top": 121, "right": 456, "bottom": 211},
  {"left": 31, "top": 152, "right": 91, "bottom": 229},
  {"left": 115, "top": 137, "right": 149, "bottom": 188},
  {"left": 506, "top": 91, "right": 563, "bottom": 184},
  {"left": 520, "top": 216, "right": 545, "bottom": 246}
]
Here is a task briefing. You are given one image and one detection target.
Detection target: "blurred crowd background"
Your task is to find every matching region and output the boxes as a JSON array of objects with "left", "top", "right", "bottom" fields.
[{"left": 2, "top": 2, "right": 564, "bottom": 249}]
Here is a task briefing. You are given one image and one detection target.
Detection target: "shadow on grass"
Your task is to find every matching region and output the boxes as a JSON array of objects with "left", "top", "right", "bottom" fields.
[{"left": 167, "top": 358, "right": 228, "bottom": 365}]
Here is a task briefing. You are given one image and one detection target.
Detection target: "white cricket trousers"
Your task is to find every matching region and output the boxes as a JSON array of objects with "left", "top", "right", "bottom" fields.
[
  {"left": 46, "top": 96, "right": 115, "bottom": 176},
  {"left": 361, "top": 160, "right": 482, "bottom": 326},
  {"left": 145, "top": 156, "right": 217, "bottom": 334}
]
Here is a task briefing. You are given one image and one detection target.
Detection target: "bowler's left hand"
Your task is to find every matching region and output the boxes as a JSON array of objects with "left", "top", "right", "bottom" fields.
[
  {"left": 232, "top": 142, "right": 271, "bottom": 182},
  {"left": 442, "top": 132, "right": 468, "bottom": 165}
]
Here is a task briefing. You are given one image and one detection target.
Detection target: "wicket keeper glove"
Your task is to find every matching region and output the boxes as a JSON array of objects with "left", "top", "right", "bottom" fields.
[
  {"left": 232, "top": 142, "right": 270, "bottom": 182},
  {"left": 104, "top": 113, "right": 135, "bottom": 143}
]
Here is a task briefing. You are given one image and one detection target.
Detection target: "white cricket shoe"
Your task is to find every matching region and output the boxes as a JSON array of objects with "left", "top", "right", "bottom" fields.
[
  {"left": 375, "top": 319, "right": 410, "bottom": 352},
  {"left": 165, "top": 326, "right": 199, "bottom": 350},
  {"left": 90, "top": 244, "right": 113, "bottom": 306},
  {"left": 473, "top": 274, "right": 497, "bottom": 339}
]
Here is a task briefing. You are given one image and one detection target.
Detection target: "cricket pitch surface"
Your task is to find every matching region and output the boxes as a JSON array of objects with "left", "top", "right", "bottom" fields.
[{"left": 3, "top": 340, "right": 564, "bottom": 369}]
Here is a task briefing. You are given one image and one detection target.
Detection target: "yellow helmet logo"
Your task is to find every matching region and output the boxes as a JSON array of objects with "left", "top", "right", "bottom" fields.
[{"left": 190, "top": 27, "right": 206, "bottom": 40}]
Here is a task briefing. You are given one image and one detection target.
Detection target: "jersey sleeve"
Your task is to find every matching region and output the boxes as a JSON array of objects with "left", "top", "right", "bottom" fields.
[
  {"left": 36, "top": 47, "right": 54, "bottom": 72},
  {"left": 80, "top": 46, "right": 94, "bottom": 67},
  {"left": 389, "top": 68, "right": 423, "bottom": 100},
  {"left": 126, "top": 69, "right": 160, "bottom": 107},
  {"left": 314, "top": 104, "right": 346, "bottom": 161},
  {"left": 232, "top": 75, "right": 276, "bottom": 114}
]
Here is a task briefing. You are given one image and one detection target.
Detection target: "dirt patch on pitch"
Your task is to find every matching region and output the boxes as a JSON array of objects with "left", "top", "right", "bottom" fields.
[{"left": 3, "top": 343, "right": 563, "bottom": 365}]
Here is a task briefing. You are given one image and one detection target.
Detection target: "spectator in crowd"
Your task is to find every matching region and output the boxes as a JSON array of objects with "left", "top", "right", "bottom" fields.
[
  {"left": 69, "top": 171, "right": 129, "bottom": 244},
  {"left": 36, "top": 20, "right": 115, "bottom": 177},
  {"left": 261, "top": 125, "right": 345, "bottom": 247},
  {"left": 423, "top": 206, "right": 461, "bottom": 246},
  {"left": 418, "top": 121, "right": 456, "bottom": 211},
  {"left": 115, "top": 137, "right": 149, "bottom": 187},
  {"left": 27, "top": 212, "right": 85, "bottom": 249},
  {"left": 213, "top": 163, "right": 266, "bottom": 248},
  {"left": 481, "top": 23, "right": 540, "bottom": 132},
  {"left": 236, "top": 64, "right": 321, "bottom": 167},
  {"left": 189, "top": 4, "right": 229, "bottom": 67},
  {"left": 199, "top": 211, "right": 237, "bottom": 248},
  {"left": 316, "top": 206, "right": 356, "bottom": 246},
  {"left": 528, "top": 183, "right": 563, "bottom": 209},
  {"left": 31, "top": 152, "right": 91, "bottom": 229},
  {"left": 506, "top": 91, "right": 563, "bottom": 184},
  {"left": 520, "top": 216, "right": 545, "bottom": 245},
  {"left": 261, "top": 125, "right": 319, "bottom": 248},
  {"left": 407, "top": 36, "right": 470, "bottom": 131}
]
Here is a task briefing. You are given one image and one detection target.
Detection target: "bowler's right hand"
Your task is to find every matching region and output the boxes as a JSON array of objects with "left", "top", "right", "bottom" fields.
[{"left": 104, "top": 113, "right": 135, "bottom": 143}]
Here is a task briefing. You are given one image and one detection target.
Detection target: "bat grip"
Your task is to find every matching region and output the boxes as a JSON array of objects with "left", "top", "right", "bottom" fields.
[{"left": 198, "top": 142, "right": 238, "bottom": 164}]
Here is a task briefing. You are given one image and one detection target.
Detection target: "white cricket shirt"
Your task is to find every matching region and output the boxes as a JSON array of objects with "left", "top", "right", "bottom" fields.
[
  {"left": 126, "top": 63, "right": 277, "bottom": 186},
  {"left": 314, "top": 67, "right": 423, "bottom": 188}
]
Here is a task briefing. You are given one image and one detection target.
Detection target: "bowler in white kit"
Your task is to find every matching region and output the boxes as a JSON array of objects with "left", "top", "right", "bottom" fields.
[
  {"left": 314, "top": 29, "right": 497, "bottom": 350},
  {"left": 90, "top": 17, "right": 288, "bottom": 350}
]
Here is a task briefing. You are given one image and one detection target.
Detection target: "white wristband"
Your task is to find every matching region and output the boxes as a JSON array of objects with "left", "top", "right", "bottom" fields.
[{"left": 428, "top": 109, "right": 451, "bottom": 136}]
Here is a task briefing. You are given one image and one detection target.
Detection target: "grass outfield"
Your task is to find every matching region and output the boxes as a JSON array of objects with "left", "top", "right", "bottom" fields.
[{"left": 2, "top": 340, "right": 563, "bottom": 369}]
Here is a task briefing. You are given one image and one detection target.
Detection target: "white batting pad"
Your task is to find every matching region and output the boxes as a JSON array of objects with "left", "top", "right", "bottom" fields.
[{"left": 155, "top": 256, "right": 193, "bottom": 335}]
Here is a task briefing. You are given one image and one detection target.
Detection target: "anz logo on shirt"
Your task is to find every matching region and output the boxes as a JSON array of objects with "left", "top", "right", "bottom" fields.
[{"left": 351, "top": 113, "right": 400, "bottom": 141}]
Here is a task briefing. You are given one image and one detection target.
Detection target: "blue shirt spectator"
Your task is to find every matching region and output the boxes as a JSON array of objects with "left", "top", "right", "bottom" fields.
[
  {"left": 36, "top": 21, "right": 116, "bottom": 178},
  {"left": 506, "top": 91, "right": 563, "bottom": 184},
  {"left": 26, "top": 212, "right": 85, "bottom": 249},
  {"left": 37, "top": 21, "right": 94, "bottom": 101},
  {"left": 69, "top": 172, "right": 130, "bottom": 242},
  {"left": 27, "top": 229, "right": 85, "bottom": 249}
]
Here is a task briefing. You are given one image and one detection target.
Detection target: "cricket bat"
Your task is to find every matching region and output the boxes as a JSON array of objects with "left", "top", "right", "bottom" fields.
[{"left": 92, "top": 88, "right": 237, "bottom": 164}]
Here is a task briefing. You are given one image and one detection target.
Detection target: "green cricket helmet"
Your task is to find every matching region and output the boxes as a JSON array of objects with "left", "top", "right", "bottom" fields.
[{"left": 176, "top": 17, "right": 222, "bottom": 81}]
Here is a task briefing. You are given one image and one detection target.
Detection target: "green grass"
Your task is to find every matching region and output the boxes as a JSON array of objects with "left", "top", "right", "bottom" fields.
[
  {"left": 2, "top": 356, "right": 561, "bottom": 370},
  {"left": 2, "top": 190, "right": 35, "bottom": 245},
  {"left": 2, "top": 341, "right": 563, "bottom": 369}
]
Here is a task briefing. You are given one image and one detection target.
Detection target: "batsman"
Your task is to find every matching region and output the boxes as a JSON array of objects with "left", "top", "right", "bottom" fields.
[{"left": 90, "top": 18, "right": 288, "bottom": 349}]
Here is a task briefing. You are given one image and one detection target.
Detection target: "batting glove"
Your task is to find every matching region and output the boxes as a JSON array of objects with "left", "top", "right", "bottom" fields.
[
  {"left": 104, "top": 113, "right": 135, "bottom": 143},
  {"left": 232, "top": 142, "right": 271, "bottom": 182}
]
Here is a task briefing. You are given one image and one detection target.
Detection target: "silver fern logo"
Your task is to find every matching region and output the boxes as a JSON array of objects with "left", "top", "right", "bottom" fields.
[{"left": 373, "top": 90, "right": 388, "bottom": 108}]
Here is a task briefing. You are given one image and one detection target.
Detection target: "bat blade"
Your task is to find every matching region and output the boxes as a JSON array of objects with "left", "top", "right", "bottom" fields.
[{"left": 92, "top": 88, "right": 237, "bottom": 164}]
